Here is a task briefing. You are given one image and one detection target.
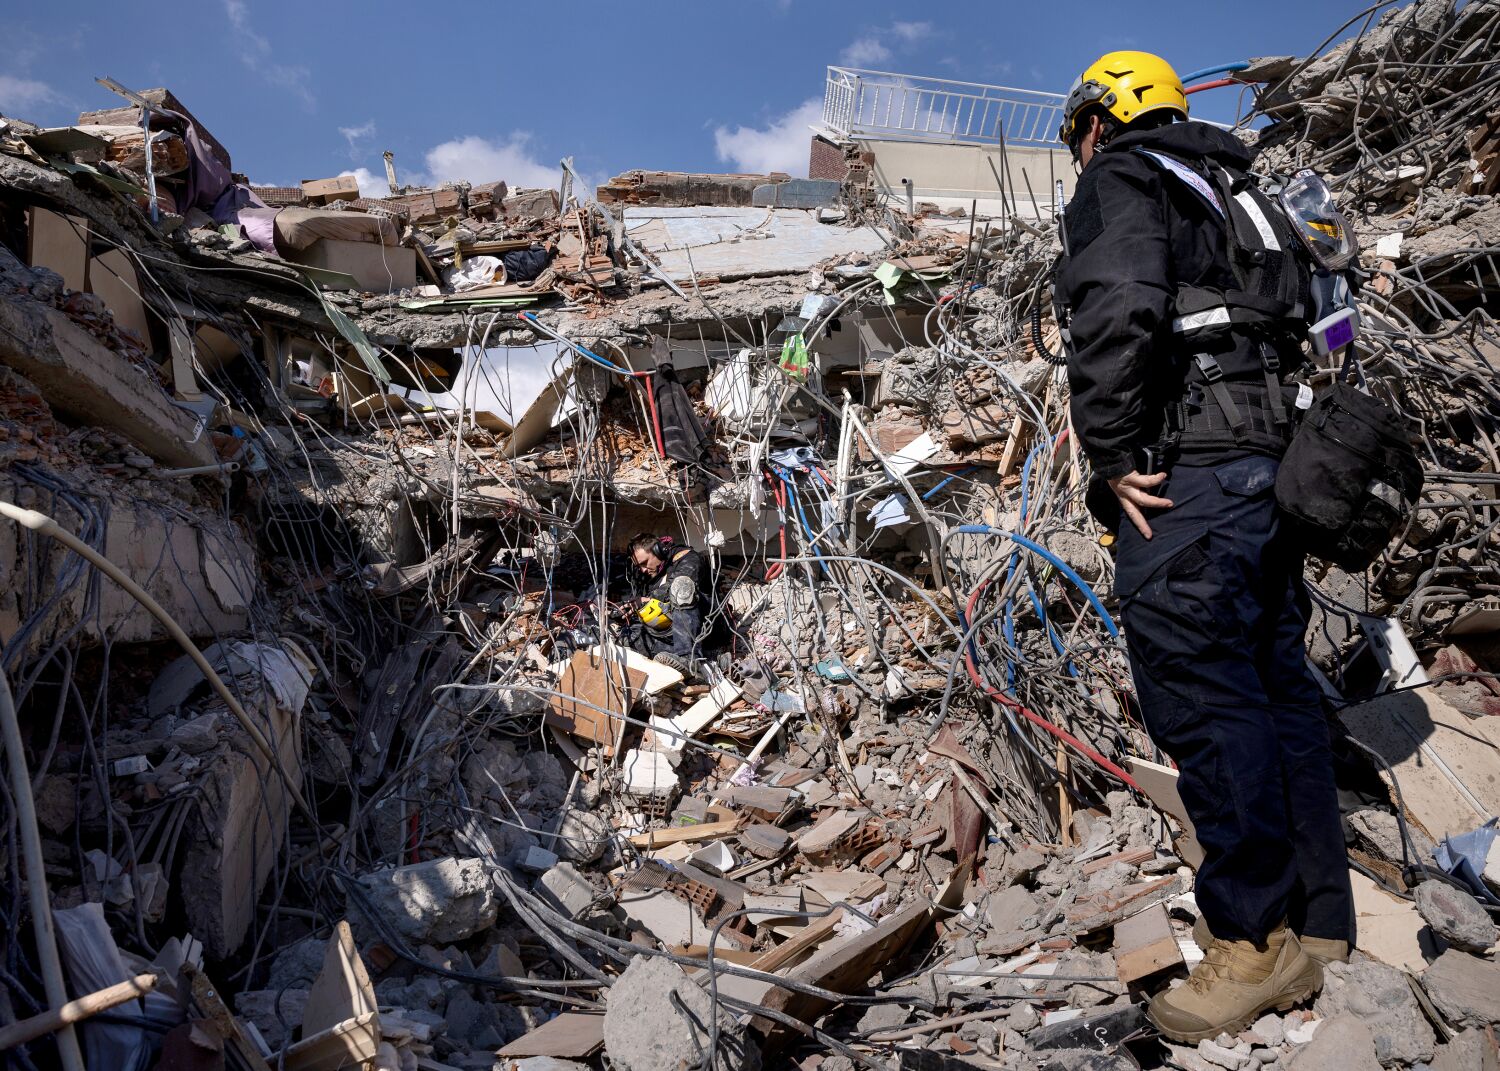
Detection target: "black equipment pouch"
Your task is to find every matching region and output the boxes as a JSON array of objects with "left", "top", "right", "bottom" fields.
[{"left": 1274, "top": 375, "right": 1423, "bottom": 571}]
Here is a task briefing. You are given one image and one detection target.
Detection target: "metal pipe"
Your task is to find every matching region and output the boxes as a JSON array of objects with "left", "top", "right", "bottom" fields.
[
  {"left": 0, "top": 666, "right": 86, "bottom": 1071},
  {"left": 156, "top": 462, "right": 240, "bottom": 479}
]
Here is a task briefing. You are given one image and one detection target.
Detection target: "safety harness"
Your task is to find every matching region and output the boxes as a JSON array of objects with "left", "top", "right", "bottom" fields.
[{"left": 1135, "top": 149, "right": 1313, "bottom": 462}]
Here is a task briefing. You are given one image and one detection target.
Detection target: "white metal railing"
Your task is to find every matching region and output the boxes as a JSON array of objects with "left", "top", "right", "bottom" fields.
[{"left": 823, "top": 67, "right": 1067, "bottom": 148}]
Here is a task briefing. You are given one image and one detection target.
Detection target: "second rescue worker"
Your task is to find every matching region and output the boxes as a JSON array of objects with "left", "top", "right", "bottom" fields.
[
  {"left": 1055, "top": 52, "right": 1353, "bottom": 1040},
  {"left": 625, "top": 533, "right": 705, "bottom": 673}
]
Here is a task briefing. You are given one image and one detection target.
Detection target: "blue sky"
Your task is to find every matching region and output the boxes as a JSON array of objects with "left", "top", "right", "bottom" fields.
[{"left": 5, "top": 1, "right": 1362, "bottom": 196}]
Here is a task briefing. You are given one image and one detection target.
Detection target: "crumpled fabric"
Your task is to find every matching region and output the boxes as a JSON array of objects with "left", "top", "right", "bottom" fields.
[
  {"left": 502, "top": 245, "right": 551, "bottom": 283},
  {"left": 237, "top": 206, "right": 280, "bottom": 255},
  {"left": 220, "top": 641, "right": 314, "bottom": 716},
  {"left": 1434, "top": 818, "right": 1500, "bottom": 905},
  {"left": 143, "top": 106, "right": 265, "bottom": 224},
  {"left": 651, "top": 363, "right": 709, "bottom": 465},
  {"left": 446, "top": 255, "right": 504, "bottom": 292}
]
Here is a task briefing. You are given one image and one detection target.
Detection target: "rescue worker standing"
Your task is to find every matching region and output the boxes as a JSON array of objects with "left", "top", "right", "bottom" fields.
[
  {"left": 625, "top": 533, "right": 705, "bottom": 672},
  {"left": 1055, "top": 52, "right": 1353, "bottom": 1041}
]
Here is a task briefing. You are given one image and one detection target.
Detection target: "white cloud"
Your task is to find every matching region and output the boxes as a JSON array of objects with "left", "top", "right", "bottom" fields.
[
  {"left": 339, "top": 119, "right": 375, "bottom": 159},
  {"left": 0, "top": 73, "right": 64, "bottom": 114},
  {"left": 340, "top": 167, "right": 389, "bottom": 198},
  {"left": 422, "top": 133, "right": 564, "bottom": 191},
  {"left": 713, "top": 98, "right": 821, "bottom": 177},
  {"left": 840, "top": 36, "right": 890, "bottom": 67},
  {"left": 342, "top": 131, "right": 589, "bottom": 200},
  {"left": 890, "top": 21, "right": 932, "bottom": 43},
  {"left": 839, "top": 21, "right": 935, "bottom": 69},
  {"left": 223, "top": 0, "right": 315, "bottom": 109}
]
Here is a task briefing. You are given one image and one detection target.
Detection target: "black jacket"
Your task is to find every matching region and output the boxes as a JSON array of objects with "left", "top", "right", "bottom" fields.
[
  {"left": 1059, "top": 121, "right": 1253, "bottom": 480},
  {"left": 635, "top": 545, "right": 706, "bottom": 605}
]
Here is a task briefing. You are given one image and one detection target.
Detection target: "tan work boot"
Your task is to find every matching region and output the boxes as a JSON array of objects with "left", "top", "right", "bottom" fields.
[
  {"left": 1149, "top": 925, "right": 1322, "bottom": 1043},
  {"left": 1192, "top": 915, "right": 1350, "bottom": 965}
]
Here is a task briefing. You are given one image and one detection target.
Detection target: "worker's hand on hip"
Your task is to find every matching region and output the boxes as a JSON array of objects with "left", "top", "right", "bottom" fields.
[{"left": 1108, "top": 470, "right": 1173, "bottom": 540}]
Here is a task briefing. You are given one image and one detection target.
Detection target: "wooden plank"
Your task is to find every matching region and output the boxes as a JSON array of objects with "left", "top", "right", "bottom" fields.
[
  {"left": 89, "top": 248, "right": 153, "bottom": 347},
  {"left": 1112, "top": 903, "right": 1182, "bottom": 987},
  {"left": 284, "top": 1011, "right": 380, "bottom": 1071},
  {"left": 302, "top": 920, "right": 377, "bottom": 1037},
  {"left": 627, "top": 818, "right": 742, "bottom": 849},
  {"left": 670, "top": 945, "right": 762, "bottom": 966},
  {"left": 655, "top": 678, "right": 739, "bottom": 742},
  {"left": 496, "top": 1012, "right": 604, "bottom": 1058},
  {"left": 756, "top": 900, "right": 931, "bottom": 1029},
  {"left": 996, "top": 414, "right": 1029, "bottom": 479},
  {"left": 0, "top": 974, "right": 157, "bottom": 1050},
  {"left": 183, "top": 962, "right": 272, "bottom": 1071},
  {"left": 546, "top": 649, "right": 646, "bottom": 748},
  {"left": 748, "top": 911, "right": 844, "bottom": 974},
  {"left": 28, "top": 208, "right": 89, "bottom": 293},
  {"left": 1122, "top": 757, "right": 1205, "bottom": 868},
  {"left": 1064, "top": 875, "right": 1182, "bottom": 936}
]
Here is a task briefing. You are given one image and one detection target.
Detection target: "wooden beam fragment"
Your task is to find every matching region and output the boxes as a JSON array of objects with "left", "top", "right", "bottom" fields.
[{"left": 0, "top": 974, "right": 157, "bottom": 1050}]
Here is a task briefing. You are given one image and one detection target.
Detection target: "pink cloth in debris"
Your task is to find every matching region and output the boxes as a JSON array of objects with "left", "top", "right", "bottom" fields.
[{"left": 237, "top": 207, "right": 279, "bottom": 255}]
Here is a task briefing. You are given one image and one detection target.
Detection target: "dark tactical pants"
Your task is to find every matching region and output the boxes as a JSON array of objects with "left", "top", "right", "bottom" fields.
[{"left": 1115, "top": 456, "right": 1353, "bottom": 944}]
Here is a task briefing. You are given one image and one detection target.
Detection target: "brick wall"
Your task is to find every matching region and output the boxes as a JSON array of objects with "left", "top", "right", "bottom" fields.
[
  {"left": 808, "top": 136, "right": 848, "bottom": 182},
  {"left": 249, "top": 185, "right": 305, "bottom": 207}
]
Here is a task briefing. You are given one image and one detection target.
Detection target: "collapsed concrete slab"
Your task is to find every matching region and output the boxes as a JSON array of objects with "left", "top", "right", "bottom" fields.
[
  {"left": 0, "top": 473, "right": 256, "bottom": 658},
  {"left": 178, "top": 642, "right": 313, "bottom": 957},
  {"left": 0, "top": 287, "right": 214, "bottom": 469}
]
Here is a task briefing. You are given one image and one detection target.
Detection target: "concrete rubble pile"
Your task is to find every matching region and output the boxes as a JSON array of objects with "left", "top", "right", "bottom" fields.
[{"left": 0, "top": 2, "right": 1498, "bottom": 1069}]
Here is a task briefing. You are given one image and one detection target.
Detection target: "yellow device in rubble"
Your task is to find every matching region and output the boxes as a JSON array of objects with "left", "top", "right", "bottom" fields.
[{"left": 638, "top": 598, "right": 672, "bottom": 630}]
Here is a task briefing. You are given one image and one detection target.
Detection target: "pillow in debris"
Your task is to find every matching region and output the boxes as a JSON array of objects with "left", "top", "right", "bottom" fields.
[{"left": 272, "top": 206, "right": 401, "bottom": 252}]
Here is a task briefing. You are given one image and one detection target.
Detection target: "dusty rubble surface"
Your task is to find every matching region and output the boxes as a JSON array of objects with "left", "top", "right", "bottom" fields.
[{"left": 1, "top": 2, "right": 1499, "bottom": 1069}]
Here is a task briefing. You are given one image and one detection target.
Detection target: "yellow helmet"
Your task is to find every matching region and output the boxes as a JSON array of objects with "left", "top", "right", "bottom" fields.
[
  {"left": 1059, "top": 51, "right": 1187, "bottom": 146},
  {"left": 638, "top": 598, "right": 672, "bottom": 630}
]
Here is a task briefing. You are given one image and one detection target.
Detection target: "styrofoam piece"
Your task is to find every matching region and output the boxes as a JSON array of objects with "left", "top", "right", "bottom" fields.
[
  {"left": 688, "top": 840, "right": 736, "bottom": 873},
  {"left": 622, "top": 749, "right": 679, "bottom": 798}
]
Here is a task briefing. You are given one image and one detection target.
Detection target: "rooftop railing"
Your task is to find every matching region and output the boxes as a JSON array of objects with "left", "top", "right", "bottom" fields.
[{"left": 822, "top": 67, "right": 1068, "bottom": 148}]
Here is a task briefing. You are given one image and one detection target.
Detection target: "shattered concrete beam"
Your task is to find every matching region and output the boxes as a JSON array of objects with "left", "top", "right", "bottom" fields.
[
  {"left": 0, "top": 292, "right": 216, "bottom": 468},
  {"left": 0, "top": 473, "right": 256, "bottom": 657}
]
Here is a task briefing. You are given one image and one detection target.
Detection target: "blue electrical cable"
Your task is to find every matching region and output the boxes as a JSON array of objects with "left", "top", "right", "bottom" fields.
[
  {"left": 1181, "top": 61, "right": 1250, "bottom": 83},
  {"left": 519, "top": 311, "right": 635, "bottom": 376},
  {"left": 922, "top": 466, "right": 977, "bottom": 501},
  {"left": 952, "top": 525, "right": 1120, "bottom": 639},
  {"left": 777, "top": 468, "right": 831, "bottom": 576}
]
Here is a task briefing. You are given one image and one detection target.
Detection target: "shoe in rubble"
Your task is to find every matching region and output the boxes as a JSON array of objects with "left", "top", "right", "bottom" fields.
[
  {"left": 1148, "top": 924, "right": 1322, "bottom": 1043},
  {"left": 652, "top": 651, "right": 692, "bottom": 674},
  {"left": 1192, "top": 914, "right": 1350, "bottom": 966}
]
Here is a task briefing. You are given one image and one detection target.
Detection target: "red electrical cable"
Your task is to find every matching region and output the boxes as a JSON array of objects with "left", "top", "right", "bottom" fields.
[
  {"left": 963, "top": 580, "right": 1141, "bottom": 791},
  {"left": 763, "top": 476, "right": 789, "bottom": 581},
  {"left": 639, "top": 376, "right": 667, "bottom": 459},
  {"left": 1185, "top": 77, "right": 1240, "bottom": 94}
]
